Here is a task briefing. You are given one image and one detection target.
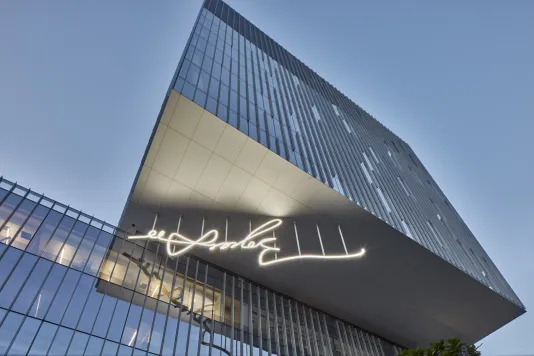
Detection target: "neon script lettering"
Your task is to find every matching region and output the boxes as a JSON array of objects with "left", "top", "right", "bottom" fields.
[{"left": 128, "top": 219, "right": 365, "bottom": 267}]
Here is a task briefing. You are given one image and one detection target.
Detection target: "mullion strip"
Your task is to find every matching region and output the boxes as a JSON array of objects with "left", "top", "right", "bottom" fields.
[
  {"left": 196, "top": 264, "right": 209, "bottom": 355},
  {"left": 172, "top": 256, "right": 190, "bottom": 356},
  {"left": 184, "top": 260, "right": 200, "bottom": 355}
]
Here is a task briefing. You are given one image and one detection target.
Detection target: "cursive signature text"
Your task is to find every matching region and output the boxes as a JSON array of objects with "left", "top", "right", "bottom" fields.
[{"left": 128, "top": 219, "right": 365, "bottom": 267}]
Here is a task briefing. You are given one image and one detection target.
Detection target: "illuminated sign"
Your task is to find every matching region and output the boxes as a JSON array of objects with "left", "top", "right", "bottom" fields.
[{"left": 128, "top": 219, "right": 365, "bottom": 267}]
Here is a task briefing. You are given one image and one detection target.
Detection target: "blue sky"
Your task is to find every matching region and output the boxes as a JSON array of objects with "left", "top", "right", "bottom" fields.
[{"left": 0, "top": 1, "right": 532, "bottom": 354}]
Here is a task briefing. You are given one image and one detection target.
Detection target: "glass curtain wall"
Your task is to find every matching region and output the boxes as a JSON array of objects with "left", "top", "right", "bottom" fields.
[{"left": 0, "top": 178, "right": 402, "bottom": 355}]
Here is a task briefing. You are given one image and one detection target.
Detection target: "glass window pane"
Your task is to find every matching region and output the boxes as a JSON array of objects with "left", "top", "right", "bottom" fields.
[
  {"left": 28, "top": 263, "right": 67, "bottom": 319},
  {"left": 70, "top": 226, "right": 100, "bottom": 271},
  {"left": 118, "top": 345, "right": 133, "bottom": 356},
  {"left": 209, "top": 78, "right": 220, "bottom": 99},
  {"left": 102, "top": 340, "right": 119, "bottom": 355},
  {"left": 206, "top": 97, "right": 217, "bottom": 114},
  {"left": 11, "top": 258, "right": 53, "bottom": 314},
  {"left": 76, "top": 281, "right": 105, "bottom": 334},
  {"left": 0, "top": 193, "right": 22, "bottom": 228},
  {"left": 84, "top": 336, "right": 104, "bottom": 356},
  {"left": 27, "top": 321, "right": 58, "bottom": 355},
  {"left": 108, "top": 240, "right": 134, "bottom": 286},
  {"left": 218, "top": 103, "right": 228, "bottom": 121},
  {"left": 198, "top": 70, "right": 210, "bottom": 92},
  {"left": 0, "top": 253, "right": 38, "bottom": 308},
  {"left": 187, "top": 64, "right": 201, "bottom": 86},
  {"left": 135, "top": 298, "right": 156, "bottom": 351},
  {"left": 0, "top": 247, "right": 22, "bottom": 287},
  {"left": 148, "top": 305, "right": 166, "bottom": 354},
  {"left": 194, "top": 89, "right": 207, "bottom": 107},
  {"left": 84, "top": 231, "right": 112, "bottom": 276},
  {"left": 3, "top": 199, "right": 36, "bottom": 247},
  {"left": 66, "top": 331, "right": 89, "bottom": 356},
  {"left": 206, "top": 43, "right": 216, "bottom": 58},
  {"left": 107, "top": 290, "right": 133, "bottom": 342},
  {"left": 48, "top": 327, "right": 74, "bottom": 355},
  {"left": 96, "top": 236, "right": 122, "bottom": 282},
  {"left": 218, "top": 81, "right": 229, "bottom": 102},
  {"left": 133, "top": 349, "right": 147, "bottom": 356},
  {"left": 10, "top": 205, "right": 50, "bottom": 250},
  {"left": 7, "top": 316, "right": 41, "bottom": 356},
  {"left": 182, "top": 82, "right": 195, "bottom": 100},
  {"left": 61, "top": 274, "right": 95, "bottom": 329},
  {"left": 45, "top": 268, "right": 81, "bottom": 324},
  {"left": 40, "top": 215, "right": 76, "bottom": 261},
  {"left": 0, "top": 193, "right": 23, "bottom": 238},
  {"left": 192, "top": 49, "right": 203, "bottom": 67},
  {"left": 120, "top": 293, "right": 144, "bottom": 347},
  {"left": 25, "top": 209, "right": 63, "bottom": 254},
  {"left": 55, "top": 220, "right": 89, "bottom": 267},
  {"left": 122, "top": 244, "right": 144, "bottom": 290},
  {"left": 161, "top": 305, "right": 178, "bottom": 355},
  {"left": 0, "top": 312, "right": 24, "bottom": 354},
  {"left": 91, "top": 293, "right": 117, "bottom": 338},
  {"left": 0, "top": 188, "right": 9, "bottom": 202}
]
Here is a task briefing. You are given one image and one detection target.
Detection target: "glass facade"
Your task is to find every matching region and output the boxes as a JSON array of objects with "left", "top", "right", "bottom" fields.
[
  {"left": 168, "top": 0, "right": 522, "bottom": 308},
  {"left": 0, "top": 177, "right": 404, "bottom": 355}
]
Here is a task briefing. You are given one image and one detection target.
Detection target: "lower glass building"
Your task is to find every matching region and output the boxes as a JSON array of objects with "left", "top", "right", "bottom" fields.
[{"left": 0, "top": 177, "right": 402, "bottom": 355}]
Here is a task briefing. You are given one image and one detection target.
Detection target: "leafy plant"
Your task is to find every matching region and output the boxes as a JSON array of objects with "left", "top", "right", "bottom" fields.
[{"left": 395, "top": 337, "right": 481, "bottom": 356}]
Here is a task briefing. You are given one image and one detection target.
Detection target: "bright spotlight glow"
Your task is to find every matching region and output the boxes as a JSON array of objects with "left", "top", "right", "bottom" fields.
[
  {"left": 128, "top": 330, "right": 137, "bottom": 347},
  {"left": 151, "top": 283, "right": 160, "bottom": 297}
]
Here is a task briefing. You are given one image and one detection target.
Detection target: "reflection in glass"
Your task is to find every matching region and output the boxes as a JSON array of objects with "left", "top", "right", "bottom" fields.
[
  {"left": 25, "top": 209, "right": 63, "bottom": 254},
  {"left": 28, "top": 263, "right": 67, "bottom": 319},
  {"left": 0, "top": 248, "right": 22, "bottom": 289},
  {"left": 0, "top": 312, "right": 24, "bottom": 354},
  {"left": 44, "top": 268, "right": 81, "bottom": 324},
  {"left": 47, "top": 326, "right": 74, "bottom": 355},
  {"left": 40, "top": 215, "right": 76, "bottom": 261},
  {"left": 71, "top": 226, "right": 101, "bottom": 271},
  {"left": 0, "top": 253, "right": 37, "bottom": 309},
  {"left": 2, "top": 199, "right": 36, "bottom": 247},
  {"left": 11, "top": 205, "right": 51, "bottom": 250},
  {"left": 27, "top": 321, "right": 58, "bottom": 355},
  {"left": 11, "top": 258, "right": 53, "bottom": 314},
  {"left": 66, "top": 331, "right": 89, "bottom": 356},
  {"left": 55, "top": 220, "right": 88, "bottom": 267},
  {"left": 7, "top": 316, "right": 41, "bottom": 355}
]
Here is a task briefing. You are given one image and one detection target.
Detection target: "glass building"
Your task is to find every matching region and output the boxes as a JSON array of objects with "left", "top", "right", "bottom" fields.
[{"left": 0, "top": 0, "right": 525, "bottom": 355}]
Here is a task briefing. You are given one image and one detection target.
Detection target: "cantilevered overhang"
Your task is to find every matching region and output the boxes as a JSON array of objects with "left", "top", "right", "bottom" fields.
[{"left": 120, "top": 91, "right": 524, "bottom": 348}]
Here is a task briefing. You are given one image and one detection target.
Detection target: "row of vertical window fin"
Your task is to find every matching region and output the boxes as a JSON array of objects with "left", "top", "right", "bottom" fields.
[
  {"left": 0, "top": 237, "right": 401, "bottom": 356},
  {"left": 182, "top": 8, "right": 437, "bottom": 224},
  {"left": 355, "top": 149, "right": 503, "bottom": 293},
  {"left": 181, "top": 7, "right": 409, "bottom": 200},
  {"left": 0, "top": 185, "right": 406, "bottom": 355}
]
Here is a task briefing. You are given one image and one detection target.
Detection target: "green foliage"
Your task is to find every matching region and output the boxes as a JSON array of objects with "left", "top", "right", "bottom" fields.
[{"left": 395, "top": 337, "right": 481, "bottom": 356}]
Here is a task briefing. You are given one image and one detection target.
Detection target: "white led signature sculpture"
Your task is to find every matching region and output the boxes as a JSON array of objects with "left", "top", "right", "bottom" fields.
[{"left": 128, "top": 219, "right": 365, "bottom": 267}]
